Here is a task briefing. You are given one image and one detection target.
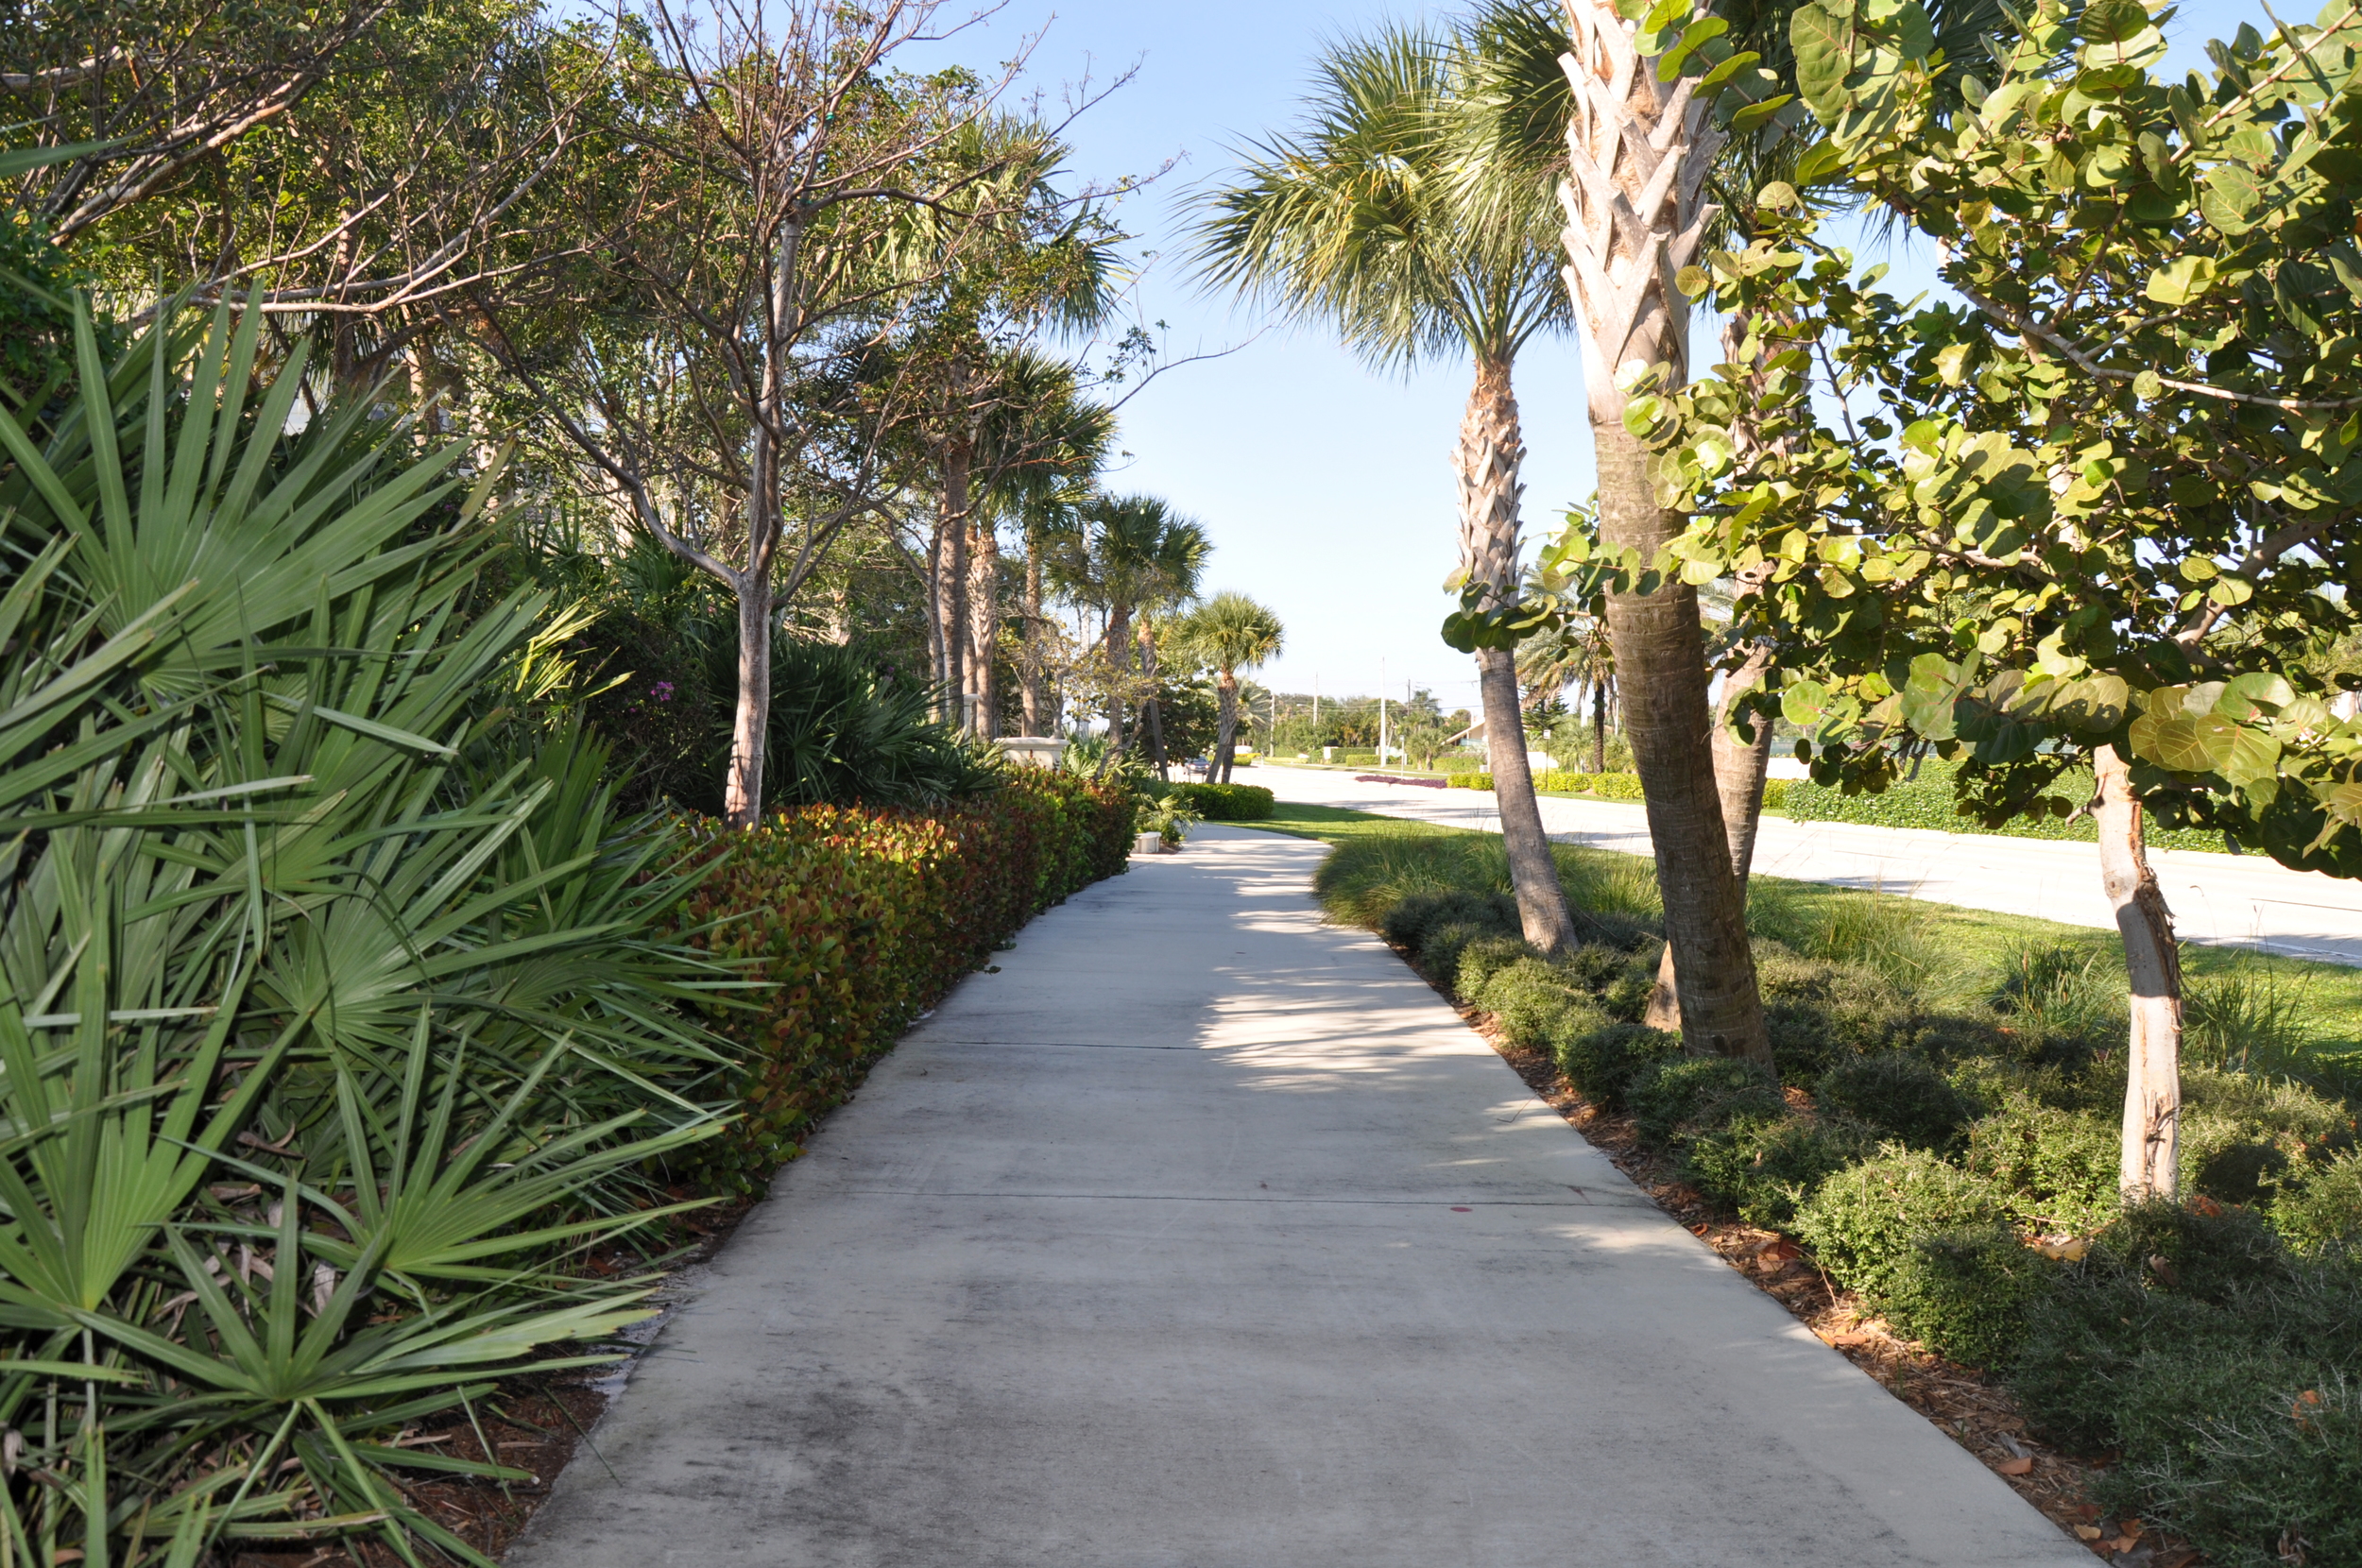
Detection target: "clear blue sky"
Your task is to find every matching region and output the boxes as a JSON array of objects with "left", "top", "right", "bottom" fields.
[{"left": 914, "top": 0, "right": 2260, "bottom": 709}]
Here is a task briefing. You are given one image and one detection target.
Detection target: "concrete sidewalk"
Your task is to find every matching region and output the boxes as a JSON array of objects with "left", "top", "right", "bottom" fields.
[
  {"left": 1257, "top": 764, "right": 2362, "bottom": 968},
  {"left": 505, "top": 827, "right": 2086, "bottom": 1568}
]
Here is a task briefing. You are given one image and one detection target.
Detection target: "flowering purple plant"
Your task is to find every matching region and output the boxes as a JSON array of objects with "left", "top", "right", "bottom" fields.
[{"left": 650, "top": 681, "right": 676, "bottom": 703}]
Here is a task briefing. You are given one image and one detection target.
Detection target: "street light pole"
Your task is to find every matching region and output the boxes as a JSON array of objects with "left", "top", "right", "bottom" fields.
[{"left": 1379, "top": 656, "right": 1389, "bottom": 767}]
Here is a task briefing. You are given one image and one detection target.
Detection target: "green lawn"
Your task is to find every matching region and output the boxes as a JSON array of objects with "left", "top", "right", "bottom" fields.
[{"left": 1239, "top": 800, "right": 2362, "bottom": 1065}]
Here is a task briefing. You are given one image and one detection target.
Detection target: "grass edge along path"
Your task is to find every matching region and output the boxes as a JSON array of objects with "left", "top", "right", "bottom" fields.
[
  {"left": 1248, "top": 802, "right": 2362, "bottom": 1055},
  {"left": 1235, "top": 802, "right": 2362, "bottom": 1567}
]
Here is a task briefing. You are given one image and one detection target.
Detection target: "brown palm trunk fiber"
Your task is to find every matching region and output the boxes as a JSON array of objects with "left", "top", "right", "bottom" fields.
[{"left": 1457, "top": 354, "right": 1578, "bottom": 953}]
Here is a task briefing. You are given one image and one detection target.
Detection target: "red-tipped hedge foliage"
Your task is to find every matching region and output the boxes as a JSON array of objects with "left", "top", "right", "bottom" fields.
[{"left": 670, "top": 771, "right": 1137, "bottom": 1186}]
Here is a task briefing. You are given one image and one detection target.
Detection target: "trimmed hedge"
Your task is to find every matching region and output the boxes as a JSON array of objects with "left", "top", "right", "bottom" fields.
[
  {"left": 1785, "top": 757, "right": 2225, "bottom": 851},
  {"left": 670, "top": 770, "right": 1136, "bottom": 1186},
  {"left": 1166, "top": 781, "right": 1275, "bottom": 820}
]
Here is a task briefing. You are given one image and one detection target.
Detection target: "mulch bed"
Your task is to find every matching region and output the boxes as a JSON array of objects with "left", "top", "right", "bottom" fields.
[{"left": 1419, "top": 958, "right": 2199, "bottom": 1568}]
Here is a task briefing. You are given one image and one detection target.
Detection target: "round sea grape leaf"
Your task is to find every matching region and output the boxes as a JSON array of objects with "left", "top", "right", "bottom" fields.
[{"left": 1783, "top": 677, "right": 1833, "bottom": 724}]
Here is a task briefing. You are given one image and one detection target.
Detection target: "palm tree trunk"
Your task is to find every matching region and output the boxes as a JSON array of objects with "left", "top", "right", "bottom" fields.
[
  {"left": 2094, "top": 744, "right": 2182, "bottom": 1198},
  {"left": 1591, "top": 679, "right": 1607, "bottom": 774},
  {"left": 1457, "top": 353, "right": 1578, "bottom": 953},
  {"left": 967, "top": 517, "right": 999, "bottom": 739},
  {"left": 1215, "top": 670, "right": 1239, "bottom": 782},
  {"left": 1559, "top": 0, "right": 1766, "bottom": 1061}
]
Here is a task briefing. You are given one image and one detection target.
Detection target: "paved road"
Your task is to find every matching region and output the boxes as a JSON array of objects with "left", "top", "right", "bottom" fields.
[
  {"left": 507, "top": 827, "right": 2086, "bottom": 1568},
  {"left": 1255, "top": 765, "right": 2362, "bottom": 968}
]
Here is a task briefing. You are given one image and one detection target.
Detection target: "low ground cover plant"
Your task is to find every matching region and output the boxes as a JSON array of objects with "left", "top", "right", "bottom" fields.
[{"left": 1309, "top": 822, "right": 2362, "bottom": 1564}]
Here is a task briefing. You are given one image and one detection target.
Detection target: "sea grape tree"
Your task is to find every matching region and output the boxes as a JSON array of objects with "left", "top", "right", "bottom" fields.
[{"left": 1539, "top": 0, "right": 2362, "bottom": 1196}]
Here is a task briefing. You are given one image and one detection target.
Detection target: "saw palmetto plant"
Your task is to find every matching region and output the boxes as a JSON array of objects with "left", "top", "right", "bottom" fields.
[{"left": 0, "top": 298, "right": 739, "bottom": 1566}]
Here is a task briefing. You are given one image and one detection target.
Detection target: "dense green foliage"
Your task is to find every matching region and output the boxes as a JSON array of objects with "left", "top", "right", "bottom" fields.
[
  {"left": 668, "top": 772, "right": 1137, "bottom": 1187},
  {"left": 0, "top": 303, "right": 741, "bottom": 1565},
  {"left": 1579, "top": 0, "right": 2362, "bottom": 873},
  {"left": 1313, "top": 821, "right": 2362, "bottom": 1561},
  {"left": 1162, "top": 781, "right": 1276, "bottom": 820},
  {"left": 568, "top": 542, "right": 996, "bottom": 815}
]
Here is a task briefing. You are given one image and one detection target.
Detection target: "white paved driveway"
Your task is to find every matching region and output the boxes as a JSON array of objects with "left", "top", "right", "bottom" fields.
[{"left": 1254, "top": 765, "right": 2362, "bottom": 968}]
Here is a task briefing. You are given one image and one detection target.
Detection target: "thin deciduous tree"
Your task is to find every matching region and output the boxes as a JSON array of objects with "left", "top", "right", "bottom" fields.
[{"left": 486, "top": 0, "right": 1026, "bottom": 827}]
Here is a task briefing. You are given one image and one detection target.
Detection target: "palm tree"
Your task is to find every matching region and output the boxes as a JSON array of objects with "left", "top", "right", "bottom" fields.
[
  {"left": 1190, "top": 17, "right": 1581, "bottom": 952},
  {"left": 1047, "top": 493, "right": 1210, "bottom": 760},
  {"left": 967, "top": 350, "right": 1116, "bottom": 740},
  {"left": 1179, "top": 592, "right": 1286, "bottom": 782}
]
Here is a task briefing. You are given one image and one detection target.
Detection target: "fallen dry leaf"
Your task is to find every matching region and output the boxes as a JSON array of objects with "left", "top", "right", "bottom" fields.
[
  {"left": 1995, "top": 1456, "right": 2035, "bottom": 1476},
  {"left": 2031, "top": 1234, "right": 2094, "bottom": 1262},
  {"left": 2076, "top": 1525, "right": 2104, "bottom": 1542}
]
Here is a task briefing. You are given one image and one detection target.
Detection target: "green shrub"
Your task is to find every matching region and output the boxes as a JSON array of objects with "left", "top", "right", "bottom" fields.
[
  {"left": 1419, "top": 920, "right": 1507, "bottom": 991},
  {"left": 1817, "top": 1052, "right": 1975, "bottom": 1150},
  {"left": 2191, "top": 1134, "right": 2293, "bottom": 1206},
  {"left": 1552, "top": 1021, "right": 1681, "bottom": 1110},
  {"left": 2275, "top": 1150, "right": 2362, "bottom": 1254},
  {"left": 1379, "top": 887, "right": 1518, "bottom": 955},
  {"left": 1437, "top": 754, "right": 1482, "bottom": 774},
  {"left": 1477, "top": 957, "right": 1607, "bottom": 1049},
  {"left": 1684, "top": 1110, "right": 1879, "bottom": 1225},
  {"left": 2100, "top": 1198, "right": 2291, "bottom": 1304},
  {"left": 1760, "top": 777, "right": 1790, "bottom": 811},
  {"left": 2013, "top": 1271, "right": 2225, "bottom": 1452},
  {"left": 1630, "top": 1055, "right": 1781, "bottom": 1146},
  {"left": 1884, "top": 1223, "right": 2058, "bottom": 1367},
  {"left": 1446, "top": 771, "right": 1493, "bottom": 790},
  {"left": 2109, "top": 1368, "right": 2362, "bottom": 1568},
  {"left": 1166, "top": 780, "right": 1276, "bottom": 820},
  {"left": 1965, "top": 1097, "right": 2123, "bottom": 1234},
  {"left": 1793, "top": 1148, "right": 2011, "bottom": 1301},
  {"left": 1451, "top": 934, "right": 1533, "bottom": 1004},
  {"left": 1527, "top": 768, "right": 1648, "bottom": 799},
  {"left": 675, "top": 769, "right": 1137, "bottom": 1182}
]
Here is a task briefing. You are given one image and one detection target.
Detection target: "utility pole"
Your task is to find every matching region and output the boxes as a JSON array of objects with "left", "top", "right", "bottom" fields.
[{"left": 1379, "top": 656, "right": 1389, "bottom": 767}]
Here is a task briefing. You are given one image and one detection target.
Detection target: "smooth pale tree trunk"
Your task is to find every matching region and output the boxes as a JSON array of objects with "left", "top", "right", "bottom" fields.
[
  {"left": 967, "top": 517, "right": 1000, "bottom": 739},
  {"left": 1558, "top": 0, "right": 1767, "bottom": 1062},
  {"left": 939, "top": 450, "right": 972, "bottom": 732},
  {"left": 1104, "top": 606, "right": 1131, "bottom": 758},
  {"left": 923, "top": 517, "right": 950, "bottom": 722},
  {"left": 1139, "top": 622, "right": 1167, "bottom": 778},
  {"left": 1215, "top": 671, "right": 1240, "bottom": 782},
  {"left": 2094, "top": 744, "right": 2182, "bottom": 1199},
  {"left": 1021, "top": 523, "right": 1047, "bottom": 736},
  {"left": 1456, "top": 353, "right": 1579, "bottom": 953},
  {"left": 725, "top": 578, "right": 776, "bottom": 827}
]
